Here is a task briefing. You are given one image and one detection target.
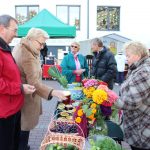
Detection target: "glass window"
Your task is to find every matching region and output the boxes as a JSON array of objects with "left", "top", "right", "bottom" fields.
[
  {"left": 15, "top": 5, "right": 39, "bottom": 25},
  {"left": 97, "top": 6, "right": 120, "bottom": 31},
  {"left": 57, "top": 5, "right": 80, "bottom": 30},
  {"left": 56, "top": 6, "right": 68, "bottom": 24},
  {"left": 28, "top": 6, "right": 39, "bottom": 20}
]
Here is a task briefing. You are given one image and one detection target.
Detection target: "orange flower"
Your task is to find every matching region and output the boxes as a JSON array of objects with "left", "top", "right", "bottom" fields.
[
  {"left": 88, "top": 117, "right": 96, "bottom": 124},
  {"left": 75, "top": 117, "right": 82, "bottom": 123},
  {"left": 92, "top": 117, "right": 96, "bottom": 122},
  {"left": 77, "top": 109, "right": 83, "bottom": 116},
  {"left": 92, "top": 108, "right": 97, "bottom": 114},
  {"left": 90, "top": 103, "right": 97, "bottom": 108},
  {"left": 73, "top": 108, "right": 76, "bottom": 112},
  {"left": 87, "top": 114, "right": 94, "bottom": 120}
]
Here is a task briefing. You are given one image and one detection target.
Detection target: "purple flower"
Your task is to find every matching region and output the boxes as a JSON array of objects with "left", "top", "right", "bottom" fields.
[{"left": 100, "top": 105, "right": 112, "bottom": 116}]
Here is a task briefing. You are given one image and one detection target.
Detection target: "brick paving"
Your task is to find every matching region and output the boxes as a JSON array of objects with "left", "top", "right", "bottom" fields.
[
  {"left": 28, "top": 80, "right": 58, "bottom": 150},
  {"left": 28, "top": 80, "right": 131, "bottom": 150}
]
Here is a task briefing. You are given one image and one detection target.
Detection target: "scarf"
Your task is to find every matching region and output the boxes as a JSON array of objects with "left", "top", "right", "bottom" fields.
[{"left": 74, "top": 53, "right": 81, "bottom": 70}]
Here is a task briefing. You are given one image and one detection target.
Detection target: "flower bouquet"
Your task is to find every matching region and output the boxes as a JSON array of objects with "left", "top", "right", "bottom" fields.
[{"left": 74, "top": 79, "right": 119, "bottom": 137}]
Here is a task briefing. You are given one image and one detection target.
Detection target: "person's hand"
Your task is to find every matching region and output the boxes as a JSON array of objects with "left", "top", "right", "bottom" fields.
[
  {"left": 81, "top": 69, "right": 85, "bottom": 72},
  {"left": 74, "top": 69, "right": 85, "bottom": 75},
  {"left": 22, "top": 84, "right": 36, "bottom": 94},
  {"left": 51, "top": 90, "right": 67, "bottom": 102}
]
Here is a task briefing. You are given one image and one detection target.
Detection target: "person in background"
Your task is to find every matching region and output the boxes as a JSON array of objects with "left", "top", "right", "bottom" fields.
[
  {"left": 12, "top": 28, "right": 67, "bottom": 150},
  {"left": 90, "top": 38, "right": 117, "bottom": 89},
  {"left": 60, "top": 41, "right": 89, "bottom": 83},
  {"left": 40, "top": 43, "right": 48, "bottom": 65},
  {"left": 115, "top": 41, "right": 150, "bottom": 150},
  {"left": 115, "top": 51, "right": 126, "bottom": 85},
  {"left": 0, "top": 15, "right": 35, "bottom": 150}
]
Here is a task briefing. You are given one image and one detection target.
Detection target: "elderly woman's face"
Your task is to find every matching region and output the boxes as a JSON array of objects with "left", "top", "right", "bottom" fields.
[
  {"left": 70, "top": 43, "right": 79, "bottom": 54},
  {"left": 126, "top": 50, "right": 141, "bottom": 66},
  {"left": 33, "top": 36, "right": 46, "bottom": 51}
]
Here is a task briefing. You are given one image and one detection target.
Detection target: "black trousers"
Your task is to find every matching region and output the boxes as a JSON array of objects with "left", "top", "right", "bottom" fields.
[
  {"left": 0, "top": 111, "right": 21, "bottom": 150},
  {"left": 18, "top": 130, "right": 30, "bottom": 150}
]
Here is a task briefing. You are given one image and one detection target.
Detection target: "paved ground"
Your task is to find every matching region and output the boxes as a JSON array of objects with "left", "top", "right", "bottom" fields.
[{"left": 28, "top": 80, "right": 131, "bottom": 150}]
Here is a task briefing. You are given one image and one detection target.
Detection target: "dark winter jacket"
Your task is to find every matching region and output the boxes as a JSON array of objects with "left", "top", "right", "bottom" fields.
[{"left": 91, "top": 46, "right": 117, "bottom": 89}]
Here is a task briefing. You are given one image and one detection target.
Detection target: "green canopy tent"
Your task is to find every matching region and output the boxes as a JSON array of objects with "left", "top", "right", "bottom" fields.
[{"left": 17, "top": 9, "right": 76, "bottom": 38}]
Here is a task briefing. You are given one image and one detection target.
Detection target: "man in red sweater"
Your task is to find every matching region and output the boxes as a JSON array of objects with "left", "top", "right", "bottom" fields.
[{"left": 0, "top": 15, "right": 35, "bottom": 150}]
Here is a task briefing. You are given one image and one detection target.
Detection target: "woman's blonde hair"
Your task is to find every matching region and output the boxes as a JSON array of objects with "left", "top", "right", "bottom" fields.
[
  {"left": 71, "top": 41, "right": 80, "bottom": 49},
  {"left": 26, "top": 28, "right": 49, "bottom": 40},
  {"left": 124, "top": 41, "right": 149, "bottom": 58}
]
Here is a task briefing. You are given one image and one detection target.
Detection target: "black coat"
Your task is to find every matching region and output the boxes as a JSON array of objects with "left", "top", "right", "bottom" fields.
[
  {"left": 40, "top": 45, "right": 48, "bottom": 57},
  {"left": 91, "top": 46, "right": 117, "bottom": 89}
]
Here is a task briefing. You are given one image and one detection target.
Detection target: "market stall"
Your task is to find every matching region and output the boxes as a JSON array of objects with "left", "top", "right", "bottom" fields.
[
  {"left": 40, "top": 67, "right": 123, "bottom": 149},
  {"left": 17, "top": 9, "right": 76, "bottom": 38}
]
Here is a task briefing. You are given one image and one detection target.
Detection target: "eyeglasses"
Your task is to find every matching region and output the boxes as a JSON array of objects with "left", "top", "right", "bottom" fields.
[
  {"left": 6, "top": 27, "right": 18, "bottom": 33},
  {"left": 71, "top": 45, "right": 78, "bottom": 48},
  {"left": 35, "top": 40, "right": 46, "bottom": 47}
]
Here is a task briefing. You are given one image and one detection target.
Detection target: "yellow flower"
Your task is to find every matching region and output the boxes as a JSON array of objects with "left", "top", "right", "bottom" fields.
[
  {"left": 90, "top": 103, "right": 97, "bottom": 108},
  {"left": 92, "top": 89, "right": 108, "bottom": 104},
  {"left": 77, "top": 109, "right": 83, "bottom": 116},
  {"left": 83, "top": 87, "right": 96, "bottom": 98},
  {"left": 92, "top": 108, "right": 97, "bottom": 114},
  {"left": 75, "top": 117, "right": 82, "bottom": 123}
]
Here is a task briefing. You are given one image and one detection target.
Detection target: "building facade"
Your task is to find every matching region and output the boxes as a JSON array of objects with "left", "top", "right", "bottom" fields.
[{"left": 0, "top": 0, "right": 149, "bottom": 56}]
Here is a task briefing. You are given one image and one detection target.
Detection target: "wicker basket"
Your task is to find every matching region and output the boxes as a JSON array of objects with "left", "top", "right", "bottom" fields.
[{"left": 40, "top": 133, "right": 85, "bottom": 150}]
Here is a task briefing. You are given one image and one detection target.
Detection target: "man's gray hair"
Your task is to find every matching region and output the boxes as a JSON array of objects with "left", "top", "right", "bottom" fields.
[
  {"left": 0, "top": 15, "right": 18, "bottom": 27},
  {"left": 91, "top": 37, "right": 103, "bottom": 47}
]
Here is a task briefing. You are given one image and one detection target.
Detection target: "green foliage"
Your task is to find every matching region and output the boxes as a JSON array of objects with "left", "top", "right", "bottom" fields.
[
  {"left": 48, "top": 66, "right": 68, "bottom": 88},
  {"left": 81, "top": 98, "right": 93, "bottom": 117},
  {"left": 89, "top": 137, "right": 125, "bottom": 150},
  {"left": 88, "top": 108, "right": 108, "bottom": 136},
  {"left": 85, "top": 108, "right": 93, "bottom": 117},
  {"left": 45, "top": 144, "right": 78, "bottom": 150},
  {"left": 111, "top": 105, "right": 119, "bottom": 119}
]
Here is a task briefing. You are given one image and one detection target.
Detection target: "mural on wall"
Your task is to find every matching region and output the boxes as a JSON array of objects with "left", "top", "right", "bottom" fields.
[
  {"left": 109, "top": 41, "right": 117, "bottom": 55},
  {"left": 97, "top": 6, "right": 120, "bottom": 31}
]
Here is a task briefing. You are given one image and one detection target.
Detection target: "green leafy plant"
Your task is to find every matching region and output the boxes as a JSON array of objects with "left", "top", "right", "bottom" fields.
[
  {"left": 89, "top": 136, "right": 125, "bottom": 150},
  {"left": 48, "top": 66, "right": 68, "bottom": 88},
  {"left": 45, "top": 143, "right": 78, "bottom": 150}
]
